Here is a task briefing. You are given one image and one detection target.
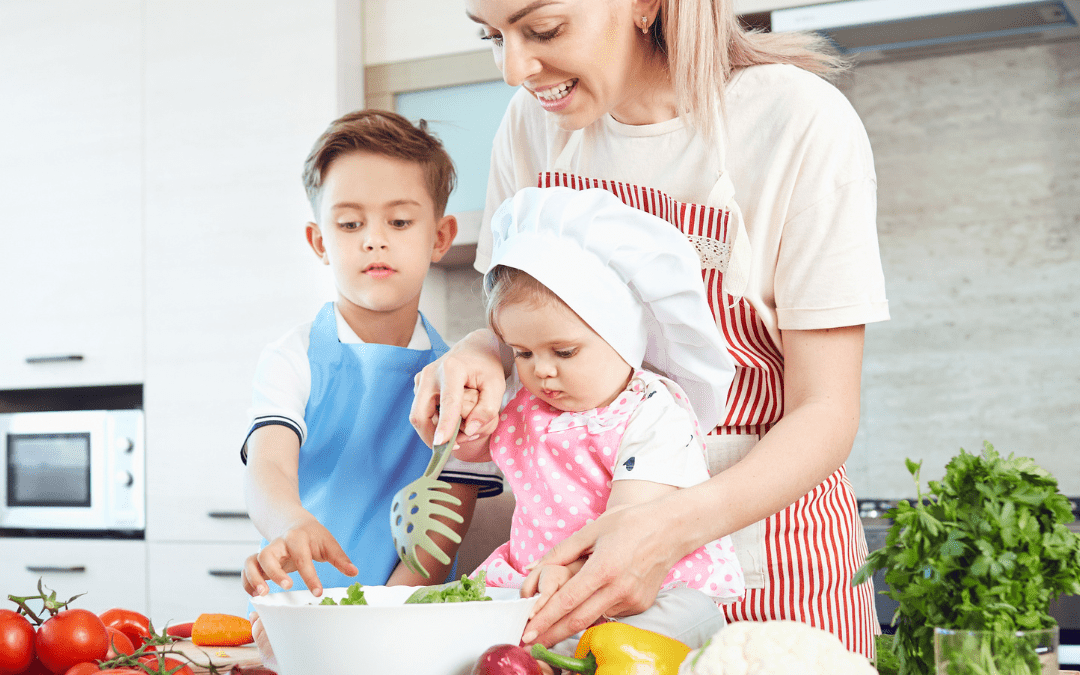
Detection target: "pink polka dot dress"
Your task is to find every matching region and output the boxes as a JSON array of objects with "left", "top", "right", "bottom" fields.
[{"left": 474, "top": 370, "right": 745, "bottom": 602}]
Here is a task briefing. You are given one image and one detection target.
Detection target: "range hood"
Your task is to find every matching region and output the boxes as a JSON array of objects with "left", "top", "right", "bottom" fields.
[{"left": 770, "top": 0, "right": 1080, "bottom": 62}]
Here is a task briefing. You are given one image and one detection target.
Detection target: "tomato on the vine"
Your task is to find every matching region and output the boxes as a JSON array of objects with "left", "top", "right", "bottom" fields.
[
  {"left": 35, "top": 609, "right": 108, "bottom": 674},
  {"left": 19, "top": 658, "right": 53, "bottom": 675},
  {"left": 97, "top": 609, "right": 152, "bottom": 650},
  {"left": 137, "top": 654, "right": 194, "bottom": 675},
  {"left": 0, "top": 608, "right": 36, "bottom": 675},
  {"left": 103, "top": 627, "right": 134, "bottom": 660},
  {"left": 62, "top": 664, "right": 101, "bottom": 675}
]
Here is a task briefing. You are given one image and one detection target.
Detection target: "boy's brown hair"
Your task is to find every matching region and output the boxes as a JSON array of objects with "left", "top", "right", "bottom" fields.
[{"left": 302, "top": 109, "right": 456, "bottom": 218}]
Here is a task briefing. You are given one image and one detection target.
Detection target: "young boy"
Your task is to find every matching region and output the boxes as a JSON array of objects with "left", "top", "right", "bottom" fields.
[{"left": 239, "top": 110, "right": 503, "bottom": 601}]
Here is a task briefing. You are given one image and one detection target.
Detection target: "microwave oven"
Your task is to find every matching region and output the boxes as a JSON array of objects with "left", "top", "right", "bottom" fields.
[{"left": 1, "top": 409, "right": 145, "bottom": 537}]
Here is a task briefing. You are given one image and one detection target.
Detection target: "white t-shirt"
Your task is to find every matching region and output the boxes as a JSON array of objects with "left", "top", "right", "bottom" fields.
[
  {"left": 243, "top": 304, "right": 504, "bottom": 497},
  {"left": 613, "top": 378, "right": 711, "bottom": 488},
  {"left": 503, "top": 375, "right": 710, "bottom": 489},
  {"left": 476, "top": 64, "right": 890, "bottom": 352}
]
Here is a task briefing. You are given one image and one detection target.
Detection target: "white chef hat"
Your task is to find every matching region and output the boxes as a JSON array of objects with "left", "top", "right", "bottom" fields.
[{"left": 485, "top": 186, "right": 735, "bottom": 429}]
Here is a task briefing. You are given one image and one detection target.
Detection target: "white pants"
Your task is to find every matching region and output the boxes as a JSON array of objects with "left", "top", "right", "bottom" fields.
[{"left": 550, "top": 587, "right": 726, "bottom": 657}]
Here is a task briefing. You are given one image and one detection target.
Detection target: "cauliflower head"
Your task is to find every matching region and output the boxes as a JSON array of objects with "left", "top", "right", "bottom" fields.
[{"left": 678, "top": 620, "right": 878, "bottom": 675}]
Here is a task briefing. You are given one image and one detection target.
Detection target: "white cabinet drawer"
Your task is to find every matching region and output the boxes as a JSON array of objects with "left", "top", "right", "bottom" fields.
[
  {"left": 0, "top": 538, "right": 147, "bottom": 615},
  {"left": 146, "top": 542, "right": 259, "bottom": 627}
]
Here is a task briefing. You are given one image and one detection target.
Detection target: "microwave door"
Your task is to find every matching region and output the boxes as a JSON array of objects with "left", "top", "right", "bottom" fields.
[{"left": 2, "top": 411, "right": 109, "bottom": 531}]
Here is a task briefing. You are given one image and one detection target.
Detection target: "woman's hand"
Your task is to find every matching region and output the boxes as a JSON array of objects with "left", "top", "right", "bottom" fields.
[
  {"left": 247, "top": 612, "right": 278, "bottom": 672},
  {"left": 518, "top": 500, "right": 686, "bottom": 646},
  {"left": 411, "top": 328, "right": 507, "bottom": 447}
]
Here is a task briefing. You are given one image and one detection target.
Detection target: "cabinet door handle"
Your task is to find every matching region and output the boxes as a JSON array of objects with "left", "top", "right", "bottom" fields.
[
  {"left": 26, "top": 565, "right": 86, "bottom": 573},
  {"left": 207, "top": 511, "right": 250, "bottom": 520},
  {"left": 25, "top": 354, "right": 85, "bottom": 364},
  {"left": 207, "top": 570, "right": 242, "bottom": 578}
]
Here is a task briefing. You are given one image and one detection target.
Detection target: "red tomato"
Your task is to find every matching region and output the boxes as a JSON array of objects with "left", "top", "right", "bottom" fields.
[
  {"left": 35, "top": 609, "right": 108, "bottom": 675},
  {"left": 19, "top": 658, "right": 54, "bottom": 675},
  {"left": 164, "top": 622, "right": 193, "bottom": 640},
  {"left": 62, "top": 664, "right": 101, "bottom": 675},
  {"left": 0, "top": 609, "right": 36, "bottom": 675},
  {"left": 103, "top": 627, "right": 134, "bottom": 660},
  {"left": 96, "top": 671, "right": 143, "bottom": 674},
  {"left": 137, "top": 655, "right": 194, "bottom": 675},
  {"left": 97, "top": 609, "right": 151, "bottom": 651}
]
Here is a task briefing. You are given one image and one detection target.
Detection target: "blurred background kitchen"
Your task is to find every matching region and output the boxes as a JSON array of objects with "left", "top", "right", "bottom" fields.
[{"left": 1, "top": 0, "right": 1077, "bottom": 648}]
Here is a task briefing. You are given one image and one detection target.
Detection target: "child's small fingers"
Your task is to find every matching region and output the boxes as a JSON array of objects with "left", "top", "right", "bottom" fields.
[{"left": 241, "top": 559, "right": 267, "bottom": 596}]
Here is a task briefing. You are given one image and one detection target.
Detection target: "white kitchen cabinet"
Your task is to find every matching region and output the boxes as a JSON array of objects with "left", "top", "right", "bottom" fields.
[
  {"left": 0, "top": 538, "right": 147, "bottom": 615},
  {"left": 141, "top": 0, "right": 356, "bottom": 545},
  {"left": 146, "top": 542, "right": 258, "bottom": 627},
  {"left": 0, "top": 0, "right": 144, "bottom": 390}
]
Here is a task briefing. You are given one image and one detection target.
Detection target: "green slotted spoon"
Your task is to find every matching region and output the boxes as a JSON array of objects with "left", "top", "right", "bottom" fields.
[{"left": 390, "top": 436, "right": 463, "bottom": 578}]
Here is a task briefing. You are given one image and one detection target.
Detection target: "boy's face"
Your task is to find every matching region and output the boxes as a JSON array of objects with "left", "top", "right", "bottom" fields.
[
  {"left": 307, "top": 151, "right": 455, "bottom": 321},
  {"left": 495, "top": 298, "right": 633, "bottom": 412}
]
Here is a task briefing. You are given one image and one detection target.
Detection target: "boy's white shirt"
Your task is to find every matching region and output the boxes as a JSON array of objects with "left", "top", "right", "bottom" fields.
[{"left": 246, "top": 304, "right": 503, "bottom": 491}]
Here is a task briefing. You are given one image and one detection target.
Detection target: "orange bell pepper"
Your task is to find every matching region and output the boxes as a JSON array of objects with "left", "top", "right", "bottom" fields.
[{"left": 190, "top": 613, "right": 254, "bottom": 647}]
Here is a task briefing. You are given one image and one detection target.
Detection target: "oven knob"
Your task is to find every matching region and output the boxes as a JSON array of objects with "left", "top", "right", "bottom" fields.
[
  {"left": 116, "top": 470, "right": 134, "bottom": 488},
  {"left": 116, "top": 437, "right": 134, "bottom": 453}
]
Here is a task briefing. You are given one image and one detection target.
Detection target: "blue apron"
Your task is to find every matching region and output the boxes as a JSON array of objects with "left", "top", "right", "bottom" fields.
[{"left": 268, "top": 302, "right": 449, "bottom": 592}]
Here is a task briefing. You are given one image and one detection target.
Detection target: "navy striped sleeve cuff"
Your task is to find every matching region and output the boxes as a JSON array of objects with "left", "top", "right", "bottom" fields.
[
  {"left": 438, "top": 470, "right": 505, "bottom": 498},
  {"left": 240, "top": 416, "right": 304, "bottom": 464}
]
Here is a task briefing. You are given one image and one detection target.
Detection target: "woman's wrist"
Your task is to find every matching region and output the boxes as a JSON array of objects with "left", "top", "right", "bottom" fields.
[{"left": 651, "top": 484, "right": 727, "bottom": 556}]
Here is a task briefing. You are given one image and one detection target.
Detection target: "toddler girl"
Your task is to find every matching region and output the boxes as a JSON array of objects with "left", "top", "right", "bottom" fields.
[{"left": 455, "top": 186, "right": 746, "bottom": 651}]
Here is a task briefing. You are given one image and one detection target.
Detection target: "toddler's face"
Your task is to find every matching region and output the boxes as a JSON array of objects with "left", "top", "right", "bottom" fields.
[
  {"left": 309, "top": 151, "right": 453, "bottom": 321},
  {"left": 495, "top": 298, "right": 632, "bottom": 412}
]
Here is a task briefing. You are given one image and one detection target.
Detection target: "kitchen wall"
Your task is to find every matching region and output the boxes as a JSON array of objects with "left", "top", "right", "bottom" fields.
[
  {"left": 842, "top": 42, "right": 1080, "bottom": 497},
  {"left": 434, "top": 41, "right": 1080, "bottom": 498}
]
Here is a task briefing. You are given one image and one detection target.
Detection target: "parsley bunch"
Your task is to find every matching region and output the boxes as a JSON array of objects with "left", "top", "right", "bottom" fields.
[{"left": 853, "top": 442, "right": 1080, "bottom": 675}]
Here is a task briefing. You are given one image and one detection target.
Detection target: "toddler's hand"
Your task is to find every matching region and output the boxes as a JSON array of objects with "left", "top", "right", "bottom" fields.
[
  {"left": 241, "top": 517, "right": 357, "bottom": 598},
  {"left": 520, "top": 564, "right": 574, "bottom": 622},
  {"left": 434, "top": 387, "right": 498, "bottom": 462}
]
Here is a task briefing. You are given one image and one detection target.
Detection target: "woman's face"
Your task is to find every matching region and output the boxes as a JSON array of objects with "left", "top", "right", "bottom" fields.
[{"left": 466, "top": 0, "right": 659, "bottom": 130}]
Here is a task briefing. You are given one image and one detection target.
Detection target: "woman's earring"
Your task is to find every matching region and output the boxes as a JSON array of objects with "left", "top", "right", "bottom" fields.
[{"left": 640, "top": 15, "right": 649, "bottom": 34}]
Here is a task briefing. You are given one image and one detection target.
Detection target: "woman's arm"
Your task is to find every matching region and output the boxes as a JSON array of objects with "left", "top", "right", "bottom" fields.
[
  {"left": 519, "top": 325, "right": 866, "bottom": 645},
  {"left": 410, "top": 328, "right": 510, "bottom": 448}
]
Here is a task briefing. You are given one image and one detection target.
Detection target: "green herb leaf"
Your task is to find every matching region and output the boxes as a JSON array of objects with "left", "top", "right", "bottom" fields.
[{"left": 853, "top": 442, "right": 1080, "bottom": 675}]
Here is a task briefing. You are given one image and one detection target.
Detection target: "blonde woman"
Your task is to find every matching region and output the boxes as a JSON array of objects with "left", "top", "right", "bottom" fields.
[{"left": 411, "top": 0, "right": 889, "bottom": 659}]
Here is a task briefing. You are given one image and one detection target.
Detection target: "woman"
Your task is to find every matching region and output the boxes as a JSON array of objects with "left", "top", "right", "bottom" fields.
[{"left": 411, "top": 0, "right": 889, "bottom": 659}]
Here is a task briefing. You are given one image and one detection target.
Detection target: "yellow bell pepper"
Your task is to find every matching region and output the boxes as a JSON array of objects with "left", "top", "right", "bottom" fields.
[{"left": 531, "top": 622, "right": 691, "bottom": 675}]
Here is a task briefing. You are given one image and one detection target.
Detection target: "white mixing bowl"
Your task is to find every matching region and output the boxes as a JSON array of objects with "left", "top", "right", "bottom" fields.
[{"left": 252, "top": 585, "right": 537, "bottom": 675}]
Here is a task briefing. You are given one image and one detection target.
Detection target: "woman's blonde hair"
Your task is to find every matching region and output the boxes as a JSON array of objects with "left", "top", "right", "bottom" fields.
[{"left": 652, "top": 0, "right": 848, "bottom": 138}]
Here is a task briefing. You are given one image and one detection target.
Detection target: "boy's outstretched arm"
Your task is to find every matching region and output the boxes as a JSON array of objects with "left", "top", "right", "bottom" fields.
[
  {"left": 385, "top": 481, "right": 480, "bottom": 586},
  {"left": 242, "top": 424, "right": 357, "bottom": 597}
]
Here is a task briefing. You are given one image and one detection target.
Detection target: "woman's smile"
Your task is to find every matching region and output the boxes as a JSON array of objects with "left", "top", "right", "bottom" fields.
[{"left": 532, "top": 79, "right": 578, "bottom": 110}]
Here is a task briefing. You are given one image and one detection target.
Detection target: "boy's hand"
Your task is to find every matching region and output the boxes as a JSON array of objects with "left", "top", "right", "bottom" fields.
[{"left": 241, "top": 516, "right": 357, "bottom": 597}]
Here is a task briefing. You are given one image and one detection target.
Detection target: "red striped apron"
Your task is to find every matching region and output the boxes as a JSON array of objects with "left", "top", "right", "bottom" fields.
[{"left": 540, "top": 131, "right": 879, "bottom": 659}]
